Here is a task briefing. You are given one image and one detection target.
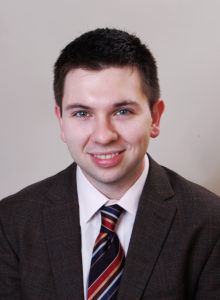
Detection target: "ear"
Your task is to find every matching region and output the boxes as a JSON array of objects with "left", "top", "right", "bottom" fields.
[
  {"left": 55, "top": 105, "right": 66, "bottom": 143},
  {"left": 150, "top": 99, "right": 165, "bottom": 138}
]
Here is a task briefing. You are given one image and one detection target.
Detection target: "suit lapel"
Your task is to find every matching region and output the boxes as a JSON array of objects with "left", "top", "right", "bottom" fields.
[
  {"left": 118, "top": 157, "right": 176, "bottom": 300},
  {"left": 43, "top": 164, "right": 84, "bottom": 300}
]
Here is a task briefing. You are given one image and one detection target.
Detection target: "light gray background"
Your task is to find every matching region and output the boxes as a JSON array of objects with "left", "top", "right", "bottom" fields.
[{"left": 1, "top": 0, "right": 220, "bottom": 199}]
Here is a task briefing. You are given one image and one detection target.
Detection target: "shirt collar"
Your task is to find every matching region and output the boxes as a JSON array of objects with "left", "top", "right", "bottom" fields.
[{"left": 77, "top": 154, "right": 149, "bottom": 224}]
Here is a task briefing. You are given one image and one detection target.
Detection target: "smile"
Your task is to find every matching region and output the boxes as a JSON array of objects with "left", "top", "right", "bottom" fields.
[{"left": 93, "top": 152, "right": 119, "bottom": 160}]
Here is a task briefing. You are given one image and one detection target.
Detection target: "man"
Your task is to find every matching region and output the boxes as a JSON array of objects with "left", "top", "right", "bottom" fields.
[{"left": 0, "top": 28, "right": 220, "bottom": 300}]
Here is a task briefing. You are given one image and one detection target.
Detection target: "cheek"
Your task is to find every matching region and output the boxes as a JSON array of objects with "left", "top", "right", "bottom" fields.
[
  {"left": 120, "top": 120, "right": 151, "bottom": 144},
  {"left": 63, "top": 122, "right": 90, "bottom": 148},
  {"left": 62, "top": 122, "right": 77, "bottom": 143}
]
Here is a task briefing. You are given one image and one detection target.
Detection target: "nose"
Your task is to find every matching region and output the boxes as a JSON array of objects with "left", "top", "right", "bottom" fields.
[{"left": 91, "top": 117, "right": 118, "bottom": 145}]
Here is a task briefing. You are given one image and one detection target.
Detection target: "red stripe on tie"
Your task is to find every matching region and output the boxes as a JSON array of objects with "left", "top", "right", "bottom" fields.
[
  {"left": 93, "top": 233, "right": 107, "bottom": 251},
  {"left": 102, "top": 218, "right": 115, "bottom": 231}
]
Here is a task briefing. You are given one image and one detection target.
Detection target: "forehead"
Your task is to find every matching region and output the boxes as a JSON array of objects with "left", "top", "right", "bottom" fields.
[
  {"left": 63, "top": 66, "right": 145, "bottom": 99},
  {"left": 65, "top": 65, "right": 141, "bottom": 81}
]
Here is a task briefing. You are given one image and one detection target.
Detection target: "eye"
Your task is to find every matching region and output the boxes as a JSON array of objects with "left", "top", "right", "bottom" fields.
[
  {"left": 74, "top": 111, "right": 90, "bottom": 118},
  {"left": 116, "top": 109, "right": 132, "bottom": 115}
]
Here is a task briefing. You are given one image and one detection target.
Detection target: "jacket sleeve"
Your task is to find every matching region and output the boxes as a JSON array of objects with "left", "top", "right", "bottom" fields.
[
  {"left": 0, "top": 217, "right": 22, "bottom": 300},
  {"left": 195, "top": 238, "right": 220, "bottom": 300}
]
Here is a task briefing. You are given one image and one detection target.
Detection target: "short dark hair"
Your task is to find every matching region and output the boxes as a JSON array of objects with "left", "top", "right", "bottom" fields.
[{"left": 54, "top": 28, "right": 160, "bottom": 111}]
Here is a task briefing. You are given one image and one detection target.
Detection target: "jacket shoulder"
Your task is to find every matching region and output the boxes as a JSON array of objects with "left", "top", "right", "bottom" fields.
[
  {"left": 161, "top": 164, "right": 220, "bottom": 223},
  {"left": 148, "top": 156, "right": 220, "bottom": 223},
  {"left": 163, "top": 165, "right": 219, "bottom": 200},
  {"left": 0, "top": 163, "right": 77, "bottom": 212}
]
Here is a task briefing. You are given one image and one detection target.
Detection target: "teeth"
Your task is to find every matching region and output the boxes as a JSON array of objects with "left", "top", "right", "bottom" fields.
[{"left": 94, "top": 152, "right": 119, "bottom": 159}]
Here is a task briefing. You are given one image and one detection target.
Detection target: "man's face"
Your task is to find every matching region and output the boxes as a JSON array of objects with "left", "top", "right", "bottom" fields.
[{"left": 56, "top": 66, "right": 164, "bottom": 197}]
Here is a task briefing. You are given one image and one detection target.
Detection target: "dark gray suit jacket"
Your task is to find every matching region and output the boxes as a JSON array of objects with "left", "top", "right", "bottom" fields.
[{"left": 0, "top": 157, "right": 220, "bottom": 300}]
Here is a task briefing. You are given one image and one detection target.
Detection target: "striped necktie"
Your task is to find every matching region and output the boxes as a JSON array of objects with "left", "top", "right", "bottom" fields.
[{"left": 88, "top": 205, "right": 125, "bottom": 300}]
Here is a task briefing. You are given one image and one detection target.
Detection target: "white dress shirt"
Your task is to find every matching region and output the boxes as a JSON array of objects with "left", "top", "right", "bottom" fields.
[{"left": 77, "top": 155, "right": 149, "bottom": 299}]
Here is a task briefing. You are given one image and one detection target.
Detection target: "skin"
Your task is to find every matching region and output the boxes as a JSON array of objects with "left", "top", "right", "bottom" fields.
[{"left": 55, "top": 66, "right": 164, "bottom": 199}]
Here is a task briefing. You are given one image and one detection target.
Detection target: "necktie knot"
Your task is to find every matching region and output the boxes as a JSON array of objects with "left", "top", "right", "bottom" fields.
[{"left": 100, "top": 204, "right": 124, "bottom": 233}]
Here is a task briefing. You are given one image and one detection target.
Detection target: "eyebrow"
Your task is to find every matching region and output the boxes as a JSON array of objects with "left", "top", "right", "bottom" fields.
[
  {"left": 64, "top": 100, "right": 139, "bottom": 111},
  {"left": 113, "top": 100, "right": 138, "bottom": 108},
  {"left": 64, "top": 104, "right": 90, "bottom": 111}
]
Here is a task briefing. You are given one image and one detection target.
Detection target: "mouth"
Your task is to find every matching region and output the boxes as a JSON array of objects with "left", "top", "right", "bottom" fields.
[
  {"left": 93, "top": 152, "right": 120, "bottom": 160},
  {"left": 89, "top": 151, "right": 124, "bottom": 167}
]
